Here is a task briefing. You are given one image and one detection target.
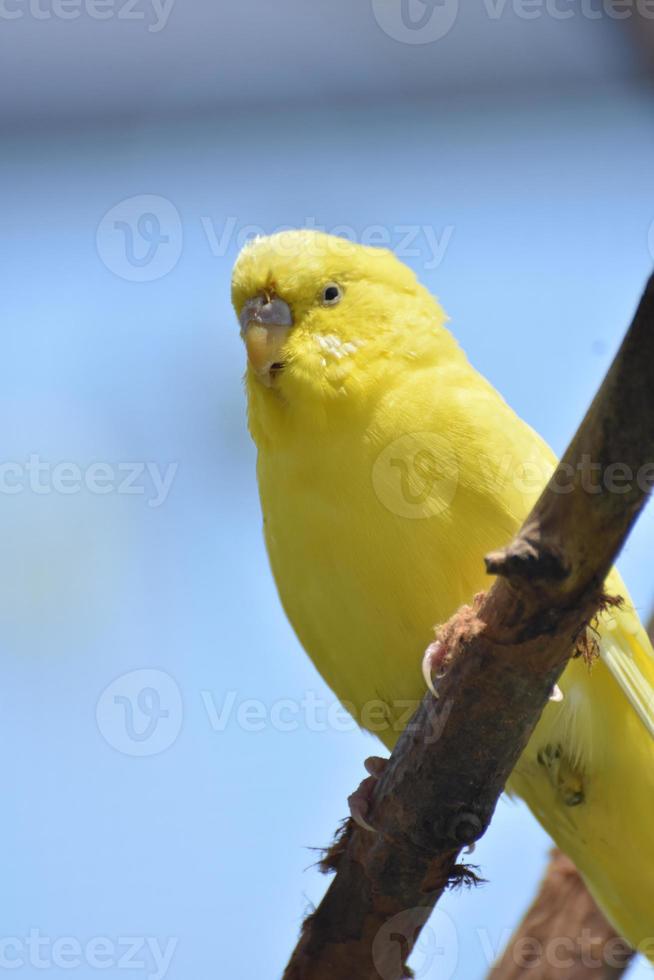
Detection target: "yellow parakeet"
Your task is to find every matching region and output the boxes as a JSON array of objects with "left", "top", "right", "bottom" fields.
[{"left": 232, "top": 230, "right": 654, "bottom": 956}]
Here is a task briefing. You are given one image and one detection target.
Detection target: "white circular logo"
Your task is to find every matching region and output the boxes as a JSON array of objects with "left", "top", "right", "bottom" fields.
[
  {"left": 371, "top": 0, "right": 459, "bottom": 44},
  {"left": 96, "top": 195, "right": 183, "bottom": 282},
  {"left": 372, "top": 431, "right": 459, "bottom": 519},
  {"left": 372, "top": 907, "right": 459, "bottom": 980},
  {"left": 96, "top": 669, "right": 183, "bottom": 757}
]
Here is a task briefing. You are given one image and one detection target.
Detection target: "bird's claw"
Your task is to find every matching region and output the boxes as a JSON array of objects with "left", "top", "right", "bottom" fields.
[
  {"left": 422, "top": 639, "right": 448, "bottom": 698},
  {"left": 347, "top": 755, "right": 388, "bottom": 832}
]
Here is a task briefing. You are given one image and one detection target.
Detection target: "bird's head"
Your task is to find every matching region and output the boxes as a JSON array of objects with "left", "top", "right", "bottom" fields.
[{"left": 231, "top": 229, "right": 456, "bottom": 441}]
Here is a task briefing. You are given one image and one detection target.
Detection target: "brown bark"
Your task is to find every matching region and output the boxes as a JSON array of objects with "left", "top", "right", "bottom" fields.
[
  {"left": 487, "top": 850, "right": 634, "bottom": 979},
  {"left": 284, "top": 274, "right": 654, "bottom": 980}
]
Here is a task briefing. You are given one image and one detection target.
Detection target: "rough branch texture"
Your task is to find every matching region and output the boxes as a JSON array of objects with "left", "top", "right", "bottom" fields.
[
  {"left": 284, "top": 274, "right": 654, "bottom": 980},
  {"left": 487, "top": 850, "right": 634, "bottom": 979}
]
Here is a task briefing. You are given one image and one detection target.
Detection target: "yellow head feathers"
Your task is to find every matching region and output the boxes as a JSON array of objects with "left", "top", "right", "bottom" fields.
[
  {"left": 231, "top": 229, "right": 458, "bottom": 439},
  {"left": 232, "top": 229, "right": 419, "bottom": 312}
]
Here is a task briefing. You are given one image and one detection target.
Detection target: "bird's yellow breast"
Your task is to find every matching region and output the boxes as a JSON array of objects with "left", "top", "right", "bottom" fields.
[{"left": 256, "top": 366, "right": 526, "bottom": 741}]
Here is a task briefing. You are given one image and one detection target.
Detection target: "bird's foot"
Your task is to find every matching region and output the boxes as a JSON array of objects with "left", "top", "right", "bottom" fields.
[
  {"left": 347, "top": 756, "right": 388, "bottom": 831},
  {"left": 422, "top": 639, "right": 450, "bottom": 698},
  {"left": 537, "top": 743, "right": 585, "bottom": 807}
]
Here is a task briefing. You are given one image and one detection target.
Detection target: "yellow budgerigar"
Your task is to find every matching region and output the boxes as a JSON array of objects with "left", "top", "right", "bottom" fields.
[{"left": 232, "top": 229, "right": 654, "bottom": 955}]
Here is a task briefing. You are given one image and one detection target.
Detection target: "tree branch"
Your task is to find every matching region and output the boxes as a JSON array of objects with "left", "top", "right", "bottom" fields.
[
  {"left": 284, "top": 274, "right": 654, "bottom": 980},
  {"left": 487, "top": 606, "right": 654, "bottom": 980},
  {"left": 486, "top": 849, "right": 635, "bottom": 979}
]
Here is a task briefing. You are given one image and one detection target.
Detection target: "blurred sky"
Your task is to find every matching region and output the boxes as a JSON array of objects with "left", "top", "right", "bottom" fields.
[{"left": 2, "top": 3, "right": 654, "bottom": 979}]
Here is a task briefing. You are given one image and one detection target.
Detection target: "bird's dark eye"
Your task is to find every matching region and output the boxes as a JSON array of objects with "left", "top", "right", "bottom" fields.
[{"left": 321, "top": 283, "right": 343, "bottom": 307}]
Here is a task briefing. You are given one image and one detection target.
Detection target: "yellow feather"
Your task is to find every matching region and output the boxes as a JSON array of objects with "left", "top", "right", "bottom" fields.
[{"left": 233, "top": 230, "right": 654, "bottom": 956}]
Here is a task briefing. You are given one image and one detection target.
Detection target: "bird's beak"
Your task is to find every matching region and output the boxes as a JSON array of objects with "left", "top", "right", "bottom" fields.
[{"left": 239, "top": 295, "right": 293, "bottom": 387}]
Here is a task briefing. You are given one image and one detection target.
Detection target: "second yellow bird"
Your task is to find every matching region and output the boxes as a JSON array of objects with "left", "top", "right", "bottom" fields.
[{"left": 232, "top": 230, "right": 654, "bottom": 956}]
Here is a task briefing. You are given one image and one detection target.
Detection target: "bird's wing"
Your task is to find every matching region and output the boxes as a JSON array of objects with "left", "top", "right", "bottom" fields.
[
  {"left": 598, "top": 570, "right": 654, "bottom": 740},
  {"left": 441, "top": 368, "right": 654, "bottom": 741}
]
